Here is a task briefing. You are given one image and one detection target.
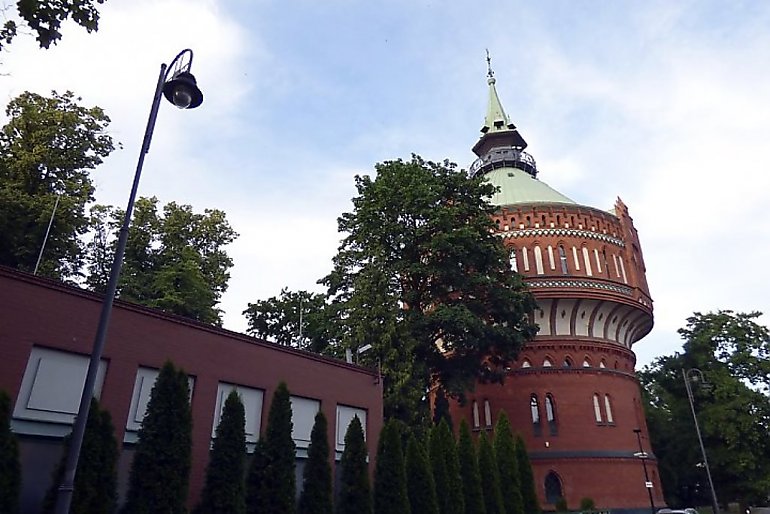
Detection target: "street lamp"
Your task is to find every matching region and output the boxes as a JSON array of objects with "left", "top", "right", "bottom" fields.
[
  {"left": 54, "top": 49, "right": 204, "bottom": 514},
  {"left": 683, "top": 368, "right": 720, "bottom": 514},
  {"left": 633, "top": 428, "right": 656, "bottom": 514}
]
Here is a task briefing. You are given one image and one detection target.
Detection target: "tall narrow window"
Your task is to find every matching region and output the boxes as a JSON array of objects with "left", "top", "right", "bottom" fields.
[
  {"left": 530, "top": 394, "right": 542, "bottom": 436},
  {"left": 483, "top": 400, "right": 492, "bottom": 427},
  {"left": 522, "top": 247, "right": 530, "bottom": 271},
  {"left": 545, "top": 394, "right": 557, "bottom": 435},
  {"left": 559, "top": 245, "right": 569, "bottom": 274},
  {"left": 604, "top": 395, "right": 614, "bottom": 423},
  {"left": 472, "top": 401, "right": 480, "bottom": 428},
  {"left": 594, "top": 248, "right": 602, "bottom": 274},
  {"left": 593, "top": 394, "right": 603, "bottom": 423},
  {"left": 534, "top": 246, "right": 545, "bottom": 275},
  {"left": 509, "top": 248, "right": 518, "bottom": 272},
  {"left": 613, "top": 254, "right": 621, "bottom": 278},
  {"left": 572, "top": 247, "right": 581, "bottom": 270},
  {"left": 582, "top": 247, "right": 593, "bottom": 276},
  {"left": 619, "top": 258, "right": 628, "bottom": 283}
]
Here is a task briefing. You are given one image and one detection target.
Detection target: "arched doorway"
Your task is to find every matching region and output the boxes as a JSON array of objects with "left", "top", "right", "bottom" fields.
[{"left": 545, "top": 471, "right": 563, "bottom": 504}]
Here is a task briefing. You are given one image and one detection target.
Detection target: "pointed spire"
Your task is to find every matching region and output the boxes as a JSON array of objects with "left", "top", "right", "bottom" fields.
[{"left": 481, "top": 50, "right": 515, "bottom": 134}]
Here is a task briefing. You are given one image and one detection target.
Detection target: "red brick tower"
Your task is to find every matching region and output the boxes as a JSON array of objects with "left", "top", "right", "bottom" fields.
[{"left": 448, "top": 60, "right": 663, "bottom": 513}]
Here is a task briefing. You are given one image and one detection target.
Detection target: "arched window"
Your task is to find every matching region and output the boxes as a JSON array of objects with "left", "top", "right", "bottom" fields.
[
  {"left": 582, "top": 357, "right": 591, "bottom": 367},
  {"left": 522, "top": 247, "right": 530, "bottom": 271},
  {"left": 543, "top": 358, "right": 553, "bottom": 368},
  {"left": 484, "top": 400, "right": 492, "bottom": 427},
  {"left": 582, "top": 247, "right": 593, "bottom": 276},
  {"left": 599, "top": 359, "right": 606, "bottom": 369},
  {"left": 472, "top": 401, "right": 480, "bottom": 428},
  {"left": 604, "top": 395, "right": 614, "bottom": 423},
  {"left": 562, "top": 357, "right": 573, "bottom": 368},
  {"left": 594, "top": 248, "right": 603, "bottom": 274},
  {"left": 545, "top": 471, "right": 563, "bottom": 504},
  {"left": 509, "top": 248, "right": 518, "bottom": 272},
  {"left": 593, "top": 394, "right": 603, "bottom": 423},
  {"left": 547, "top": 245, "right": 556, "bottom": 270},
  {"left": 545, "top": 393, "right": 557, "bottom": 435},
  {"left": 531, "top": 394, "right": 542, "bottom": 436},
  {"left": 572, "top": 246, "right": 581, "bottom": 270},
  {"left": 521, "top": 359, "right": 532, "bottom": 368},
  {"left": 558, "top": 245, "right": 569, "bottom": 274},
  {"left": 534, "top": 246, "right": 545, "bottom": 275}
]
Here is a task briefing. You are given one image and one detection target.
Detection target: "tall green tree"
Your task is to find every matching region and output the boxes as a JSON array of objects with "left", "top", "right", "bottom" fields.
[
  {"left": 262, "top": 382, "right": 296, "bottom": 514},
  {"left": 514, "top": 435, "right": 539, "bottom": 514},
  {"left": 0, "top": 91, "right": 115, "bottom": 279},
  {"left": 478, "top": 432, "right": 503, "bottom": 514},
  {"left": 246, "top": 439, "right": 270, "bottom": 514},
  {"left": 299, "top": 411, "right": 333, "bottom": 514},
  {"left": 42, "top": 398, "right": 118, "bottom": 514},
  {"left": 196, "top": 390, "right": 247, "bottom": 514},
  {"left": 493, "top": 412, "right": 523, "bottom": 514},
  {"left": 122, "top": 361, "right": 192, "bottom": 514},
  {"left": 0, "top": 391, "right": 20, "bottom": 514},
  {"left": 244, "top": 288, "right": 334, "bottom": 352},
  {"left": 430, "top": 420, "right": 464, "bottom": 514},
  {"left": 86, "top": 196, "right": 237, "bottom": 325},
  {"left": 457, "top": 421, "right": 485, "bottom": 514},
  {"left": 374, "top": 420, "right": 410, "bottom": 514},
  {"left": 405, "top": 434, "right": 439, "bottom": 514},
  {"left": 321, "top": 155, "right": 537, "bottom": 426},
  {"left": 640, "top": 310, "right": 770, "bottom": 507},
  {"left": 0, "top": 0, "right": 106, "bottom": 51},
  {"left": 337, "top": 416, "right": 372, "bottom": 514}
]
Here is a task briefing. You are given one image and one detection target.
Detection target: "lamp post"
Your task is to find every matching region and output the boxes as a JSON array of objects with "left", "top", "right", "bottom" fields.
[
  {"left": 54, "top": 49, "right": 204, "bottom": 514},
  {"left": 683, "top": 368, "right": 720, "bottom": 514},
  {"left": 633, "top": 428, "right": 656, "bottom": 514}
]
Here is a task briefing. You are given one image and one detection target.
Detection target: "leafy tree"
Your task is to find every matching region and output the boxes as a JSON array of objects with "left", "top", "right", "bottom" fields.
[
  {"left": 262, "top": 382, "right": 296, "bottom": 514},
  {"left": 640, "top": 311, "right": 770, "bottom": 508},
  {"left": 196, "top": 390, "right": 247, "bottom": 514},
  {"left": 457, "top": 421, "right": 485, "bottom": 514},
  {"left": 477, "top": 432, "right": 503, "bottom": 514},
  {"left": 337, "top": 415, "right": 372, "bottom": 514},
  {"left": 405, "top": 434, "right": 438, "bottom": 514},
  {"left": 493, "top": 412, "right": 523, "bottom": 514},
  {"left": 0, "top": 391, "right": 20, "bottom": 514},
  {"left": 0, "top": 91, "right": 115, "bottom": 279},
  {"left": 374, "top": 420, "right": 410, "bottom": 514},
  {"left": 0, "top": 0, "right": 106, "bottom": 51},
  {"left": 122, "top": 361, "right": 192, "bottom": 514},
  {"left": 244, "top": 288, "right": 334, "bottom": 352},
  {"left": 514, "top": 434, "right": 539, "bottom": 514},
  {"left": 299, "top": 411, "right": 333, "bottom": 514},
  {"left": 86, "top": 196, "right": 237, "bottom": 325},
  {"left": 245, "top": 439, "right": 270, "bottom": 514},
  {"left": 429, "top": 420, "right": 464, "bottom": 514},
  {"left": 321, "top": 155, "right": 537, "bottom": 426},
  {"left": 42, "top": 398, "right": 118, "bottom": 514}
]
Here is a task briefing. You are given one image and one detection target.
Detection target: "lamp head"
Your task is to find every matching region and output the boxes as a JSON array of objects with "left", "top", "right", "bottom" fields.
[{"left": 162, "top": 71, "right": 203, "bottom": 109}]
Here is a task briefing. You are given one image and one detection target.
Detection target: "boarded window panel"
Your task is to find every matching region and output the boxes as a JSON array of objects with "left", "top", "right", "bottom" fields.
[
  {"left": 213, "top": 383, "right": 264, "bottom": 443},
  {"left": 291, "top": 396, "right": 320, "bottom": 448},
  {"left": 336, "top": 405, "right": 367, "bottom": 452},
  {"left": 14, "top": 347, "right": 107, "bottom": 425}
]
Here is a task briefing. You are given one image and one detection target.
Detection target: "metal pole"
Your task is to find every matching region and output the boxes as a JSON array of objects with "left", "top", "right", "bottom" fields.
[
  {"left": 634, "top": 428, "right": 656, "bottom": 514},
  {"left": 34, "top": 193, "right": 61, "bottom": 274},
  {"left": 54, "top": 63, "right": 168, "bottom": 514},
  {"left": 683, "top": 369, "right": 720, "bottom": 514}
]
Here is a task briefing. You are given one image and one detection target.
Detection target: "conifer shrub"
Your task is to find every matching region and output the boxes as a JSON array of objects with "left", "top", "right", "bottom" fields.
[
  {"left": 579, "top": 497, "right": 595, "bottom": 511},
  {"left": 42, "top": 397, "right": 118, "bottom": 514},
  {"left": 263, "top": 381, "right": 296, "bottom": 514},
  {"left": 429, "top": 423, "right": 450, "bottom": 514},
  {"left": 299, "top": 411, "right": 333, "bottom": 514},
  {"left": 374, "top": 419, "right": 410, "bottom": 514},
  {"left": 196, "top": 390, "right": 247, "bottom": 514},
  {"left": 337, "top": 415, "right": 372, "bottom": 514},
  {"left": 0, "top": 390, "right": 20, "bottom": 514},
  {"left": 122, "top": 361, "right": 192, "bottom": 514},
  {"left": 555, "top": 497, "right": 568, "bottom": 513},
  {"left": 478, "top": 431, "right": 503, "bottom": 514},
  {"left": 246, "top": 439, "right": 269, "bottom": 514},
  {"left": 515, "top": 434, "right": 540, "bottom": 514},
  {"left": 457, "top": 420, "right": 485, "bottom": 514},
  {"left": 493, "top": 412, "right": 523, "bottom": 514},
  {"left": 430, "top": 420, "right": 464, "bottom": 514},
  {"left": 405, "top": 433, "right": 438, "bottom": 514}
]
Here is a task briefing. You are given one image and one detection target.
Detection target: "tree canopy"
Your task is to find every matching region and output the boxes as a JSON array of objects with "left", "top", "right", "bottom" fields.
[
  {"left": 640, "top": 310, "right": 770, "bottom": 508},
  {"left": 86, "top": 196, "right": 237, "bottom": 325},
  {"left": 0, "top": 0, "right": 106, "bottom": 51},
  {"left": 0, "top": 90, "right": 115, "bottom": 280}
]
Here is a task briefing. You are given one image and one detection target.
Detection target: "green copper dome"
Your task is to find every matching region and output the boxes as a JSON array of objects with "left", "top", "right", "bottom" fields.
[{"left": 484, "top": 166, "right": 575, "bottom": 207}]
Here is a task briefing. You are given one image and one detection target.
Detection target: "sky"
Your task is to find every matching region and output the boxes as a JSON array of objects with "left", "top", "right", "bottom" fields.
[{"left": 2, "top": 0, "right": 770, "bottom": 367}]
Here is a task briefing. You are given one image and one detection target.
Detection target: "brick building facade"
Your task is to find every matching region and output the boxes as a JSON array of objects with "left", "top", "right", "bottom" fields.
[
  {"left": 0, "top": 267, "right": 383, "bottom": 512},
  {"left": 447, "top": 65, "right": 664, "bottom": 513}
]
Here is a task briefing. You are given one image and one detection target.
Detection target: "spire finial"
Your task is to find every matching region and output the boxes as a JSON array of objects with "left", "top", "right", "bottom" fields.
[{"left": 486, "top": 49, "right": 495, "bottom": 84}]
